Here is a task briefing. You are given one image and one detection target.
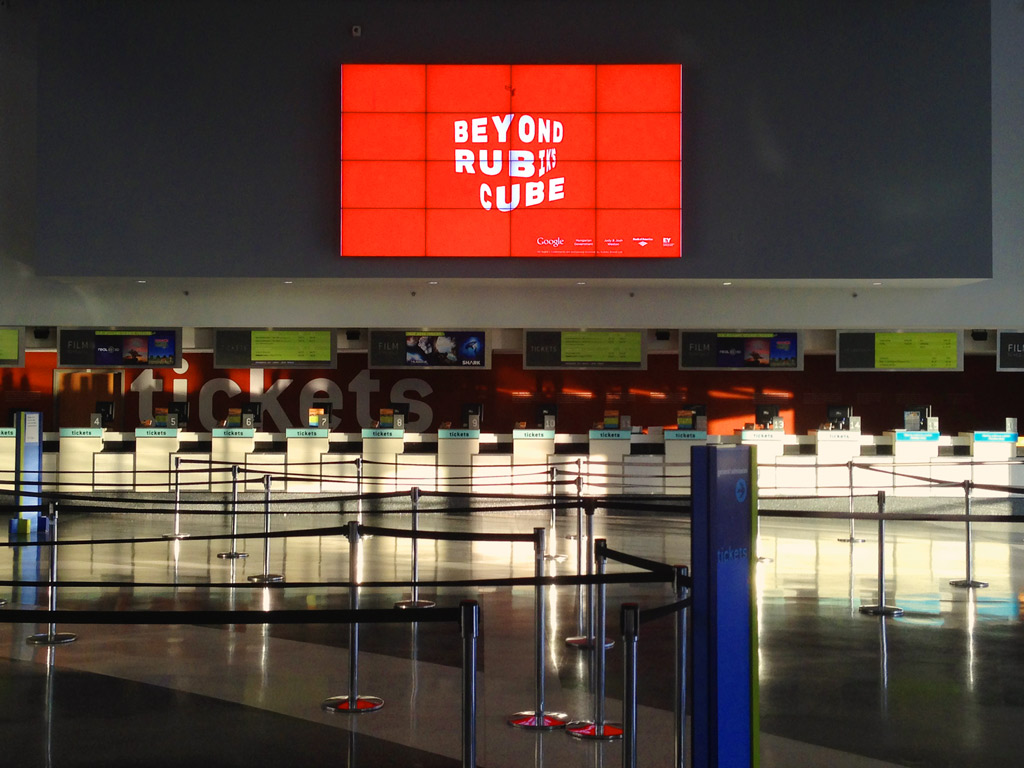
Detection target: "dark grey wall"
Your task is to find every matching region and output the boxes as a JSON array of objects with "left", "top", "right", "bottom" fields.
[{"left": 29, "top": 0, "right": 991, "bottom": 279}]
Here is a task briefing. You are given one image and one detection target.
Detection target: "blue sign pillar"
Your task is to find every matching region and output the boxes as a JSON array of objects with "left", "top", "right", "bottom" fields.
[
  {"left": 691, "top": 444, "right": 759, "bottom": 768},
  {"left": 11, "top": 411, "right": 45, "bottom": 535}
]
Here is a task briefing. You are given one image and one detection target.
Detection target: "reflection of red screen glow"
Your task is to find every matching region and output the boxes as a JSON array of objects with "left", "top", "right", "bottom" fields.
[{"left": 340, "top": 64, "right": 682, "bottom": 258}]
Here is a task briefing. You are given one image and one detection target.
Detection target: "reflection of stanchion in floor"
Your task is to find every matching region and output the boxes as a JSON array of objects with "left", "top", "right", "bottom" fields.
[
  {"left": 27, "top": 503, "right": 76, "bottom": 646},
  {"left": 950, "top": 480, "right": 989, "bottom": 589},
  {"left": 395, "top": 487, "right": 435, "bottom": 609},
  {"left": 566, "top": 500, "right": 613, "bottom": 651},
  {"left": 621, "top": 602, "right": 640, "bottom": 768},
  {"left": 545, "top": 467, "right": 567, "bottom": 562},
  {"left": 858, "top": 491, "right": 904, "bottom": 617},
  {"left": 566, "top": 538, "right": 622, "bottom": 740},
  {"left": 509, "top": 527, "right": 569, "bottom": 729},
  {"left": 248, "top": 474, "right": 284, "bottom": 584},
  {"left": 674, "top": 565, "right": 690, "bottom": 768},
  {"left": 460, "top": 599, "right": 480, "bottom": 768},
  {"left": 838, "top": 460, "right": 865, "bottom": 543},
  {"left": 217, "top": 464, "right": 248, "bottom": 560},
  {"left": 163, "top": 456, "right": 189, "bottom": 540},
  {"left": 322, "top": 520, "right": 383, "bottom": 713}
]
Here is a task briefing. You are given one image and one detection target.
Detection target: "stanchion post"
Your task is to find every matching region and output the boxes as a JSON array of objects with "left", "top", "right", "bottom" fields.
[
  {"left": 248, "top": 474, "right": 284, "bottom": 584},
  {"left": 217, "top": 464, "right": 247, "bottom": 560},
  {"left": 951, "top": 479, "right": 988, "bottom": 589},
  {"left": 322, "top": 520, "right": 383, "bottom": 713},
  {"left": 838, "top": 460, "right": 864, "bottom": 543},
  {"left": 674, "top": 565, "right": 689, "bottom": 768},
  {"left": 566, "top": 498, "right": 612, "bottom": 650},
  {"left": 621, "top": 603, "right": 640, "bottom": 768},
  {"left": 567, "top": 538, "right": 623, "bottom": 739},
  {"left": 545, "top": 466, "right": 567, "bottom": 562},
  {"left": 163, "top": 456, "right": 189, "bottom": 540},
  {"left": 461, "top": 600, "right": 480, "bottom": 768},
  {"left": 396, "top": 487, "right": 435, "bottom": 608},
  {"left": 509, "top": 527, "right": 569, "bottom": 729},
  {"left": 858, "top": 491, "right": 904, "bottom": 617},
  {"left": 27, "top": 503, "right": 76, "bottom": 646}
]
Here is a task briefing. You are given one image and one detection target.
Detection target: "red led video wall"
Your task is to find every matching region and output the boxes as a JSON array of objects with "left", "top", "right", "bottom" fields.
[{"left": 339, "top": 64, "right": 682, "bottom": 258}]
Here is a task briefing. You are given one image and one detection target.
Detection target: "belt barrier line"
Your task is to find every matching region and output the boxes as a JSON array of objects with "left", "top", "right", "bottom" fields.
[
  {"left": 637, "top": 596, "right": 693, "bottom": 624},
  {"left": 359, "top": 524, "right": 536, "bottom": 543},
  {"left": 599, "top": 545, "right": 677, "bottom": 578},
  {"left": 0, "top": 572, "right": 671, "bottom": 592},
  {"left": 0, "top": 606, "right": 462, "bottom": 625},
  {"left": 757, "top": 509, "right": 1024, "bottom": 524}
]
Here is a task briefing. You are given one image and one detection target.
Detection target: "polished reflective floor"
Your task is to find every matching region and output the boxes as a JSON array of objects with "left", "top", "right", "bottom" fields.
[{"left": 1, "top": 495, "right": 1022, "bottom": 767}]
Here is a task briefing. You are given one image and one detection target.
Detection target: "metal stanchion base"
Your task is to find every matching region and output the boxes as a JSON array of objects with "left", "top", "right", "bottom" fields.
[
  {"left": 544, "top": 553, "right": 568, "bottom": 562},
  {"left": 950, "top": 579, "right": 989, "bottom": 589},
  {"left": 394, "top": 599, "right": 436, "bottom": 609},
  {"left": 508, "top": 711, "right": 570, "bottom": 730},
  {"left": 27, "top": 632, "right": 77, "bottom": 645},
  {"left": 565, "top": 635, "right": 615, "bottom": 650},
  {"left": 217, "top": 551, "right": 248, "bottom": 559},
  {"left": 838, "top": 537, "right": 865, "bottom": 543},
  {"left": 247, "top": 574, "right": 284, "bottom": 584},
  {"left": 858, "top": 605, "right": 904, "bottom": 617},
  {"left": 565, "top": 720, "right": 623, "bottom": 740},
  {"left": 321, "top": 695, "right": 384, "bottom": 713}
]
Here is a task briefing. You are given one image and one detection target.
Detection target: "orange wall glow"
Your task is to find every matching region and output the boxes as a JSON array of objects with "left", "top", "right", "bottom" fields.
[{"left": 340, "top": 64, "right": 683, "bottom": 258}]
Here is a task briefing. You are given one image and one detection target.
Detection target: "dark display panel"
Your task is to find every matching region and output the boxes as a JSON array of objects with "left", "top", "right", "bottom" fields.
[
  {"left": 31, "top": 2, "right": 991, "bottom": 280},
  {"left": 680, "top": 332, "right": 800, "bottom": 370},
  {"left": 369, "top": 331, "right": 488, "bottom": 368},
  {"left": 58, "top": 329, "right": 181, "bottom": 368}
]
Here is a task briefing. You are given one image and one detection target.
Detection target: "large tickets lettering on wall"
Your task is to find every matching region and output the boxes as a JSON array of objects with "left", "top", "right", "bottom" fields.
[{"left": 339, "top": 64, "right": 683, "bottom": 258}]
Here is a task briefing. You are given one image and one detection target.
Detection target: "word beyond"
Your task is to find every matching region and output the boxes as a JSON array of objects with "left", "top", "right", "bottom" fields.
[{"left": 454, "top": 114, "right": 565, "bottom": 212}]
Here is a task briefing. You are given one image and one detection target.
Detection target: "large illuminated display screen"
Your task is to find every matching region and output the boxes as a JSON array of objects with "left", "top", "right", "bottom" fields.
[
  {"left": 339, "top": 64, "right": 682, "bottom": 258},
  {"left": 679, "top": 332, "right": 801, "bottom": 370},
  {"left": 369, "top": 331, "right": 488, "bottom": 368},
  {"left": 214, "top": 330, "right": 337, "bottom": 368},
  {"left": 0, "top": 328, "right": 23, "bottom": 367},
  {"left": 524, "top": 330, "right": 645, "bottom": 369},
  {"left": 58, "top": 329, "right": 181, "bottom": 368},
  {"left": 837, "top": 331, "right": 962, "bottom": 371}
]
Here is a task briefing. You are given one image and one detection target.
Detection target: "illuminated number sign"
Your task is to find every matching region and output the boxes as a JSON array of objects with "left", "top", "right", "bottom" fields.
[{"left": 339, "top": 64, "right": 682, "bottom": 258}]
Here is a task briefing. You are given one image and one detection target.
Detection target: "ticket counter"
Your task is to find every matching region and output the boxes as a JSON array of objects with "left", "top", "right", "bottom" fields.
[
  {"left": 361, "top": 428, "right": 405, "bottom": 493},
  {"left": 135, "top": 427, "right": 181, "bottom": 493},
  {"left": 286, "top": 428, "right": 330, "bottom": 492}
]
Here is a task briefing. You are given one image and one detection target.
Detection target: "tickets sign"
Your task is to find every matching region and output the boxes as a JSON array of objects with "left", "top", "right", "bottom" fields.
[{"left": 339, "top": 64, "right": 683, "bottom": 258}]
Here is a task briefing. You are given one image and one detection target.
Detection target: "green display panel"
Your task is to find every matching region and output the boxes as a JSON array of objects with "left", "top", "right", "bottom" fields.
[
  {"left": 524, "top": 330, "right": 646, "bottom": 369},
  {"left": 251, "top": 331, "right": 333, "bottom": 364},
  {"left": 560, "top": 332, "right": 642, "bottom": 364},
  {"left": 837, "top": 331, "right": 963, "bottom": 371},
  {"left": 874, "top": 332, "right": 958, "bottom": 369},
  {"left": 0, "top": 328, "right": 21, "bottom": 366},
  {"left": 214, "top": 329, "right": 337, "bottom": 368}
]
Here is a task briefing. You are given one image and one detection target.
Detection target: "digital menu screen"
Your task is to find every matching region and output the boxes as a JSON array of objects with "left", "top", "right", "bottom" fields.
[
  {"left": 679, "top": 332, "right": 801, "bottom": 370},
  {"left": 214, "top": 329, "right": 337, "bottom": 368},
  {"left": 369, "top": 331, "right": 488, "bottom": 368},
  {"left": 837, "top": 331, "right": 962, "bottom": 371},
  {"left": 58, "top": 329, "right": 180, "bottom": 368},
  {"left": 0, "top": 328, "right": 22, "bottom": 366},
  {"left": 524, "top": 330, "right": 645, "bottom": 369},
  {"left": 340, "top": 64, "right": 682, "bottom": 258}
]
